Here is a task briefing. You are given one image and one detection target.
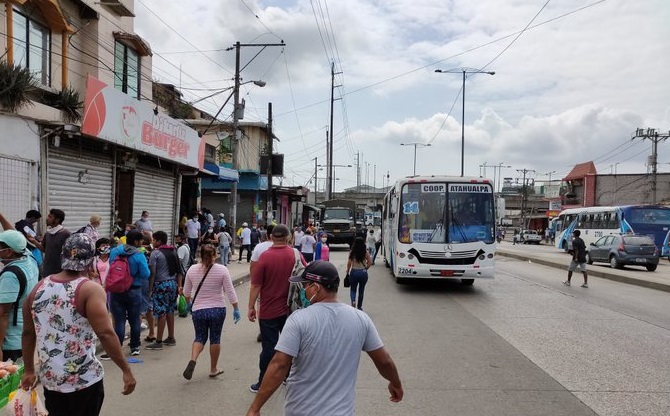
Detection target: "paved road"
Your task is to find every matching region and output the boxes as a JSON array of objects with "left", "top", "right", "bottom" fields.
[{"left": 97, "top": 248, "right": 669, "bottom": 415}]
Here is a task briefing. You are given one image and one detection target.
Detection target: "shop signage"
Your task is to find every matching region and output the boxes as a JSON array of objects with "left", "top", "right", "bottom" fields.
[{"left": 82, "top": 76, "right": 204, "bottom": 169}]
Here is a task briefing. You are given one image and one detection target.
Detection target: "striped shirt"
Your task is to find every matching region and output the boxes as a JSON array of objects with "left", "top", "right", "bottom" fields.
[{"left": 183, "top": 263, "right": 238, "bottom": 311}]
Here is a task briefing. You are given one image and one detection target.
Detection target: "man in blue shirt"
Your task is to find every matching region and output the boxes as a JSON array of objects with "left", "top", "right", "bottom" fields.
[
  {"left": 106, "top": 230, "right": 150, "bottom": 358},
  {"left": 0, "top": 230, "right": 39, "bottom": 361}
]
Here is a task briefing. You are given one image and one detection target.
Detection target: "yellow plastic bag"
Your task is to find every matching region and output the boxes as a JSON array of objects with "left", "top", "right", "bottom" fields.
[{"left": 4, "top": 388, "right": 48, "bottom": 416}]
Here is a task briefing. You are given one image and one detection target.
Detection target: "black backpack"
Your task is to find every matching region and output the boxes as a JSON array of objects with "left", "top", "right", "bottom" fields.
[{"left": 0, "top": 265, "right": 27, "bottom": 326}]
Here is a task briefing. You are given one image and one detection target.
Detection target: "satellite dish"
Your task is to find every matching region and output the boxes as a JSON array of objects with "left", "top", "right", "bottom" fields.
[{"left": 216, "top": 132, "right": 230, "bottom": 141}]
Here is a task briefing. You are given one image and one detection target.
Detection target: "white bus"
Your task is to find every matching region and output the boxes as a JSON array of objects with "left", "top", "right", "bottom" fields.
[
  {"left": 554, "top": 205, "right": 670, "bottom": 258},
  {"left": 381, "top": 176, "right": 496, "bottom": 284}
]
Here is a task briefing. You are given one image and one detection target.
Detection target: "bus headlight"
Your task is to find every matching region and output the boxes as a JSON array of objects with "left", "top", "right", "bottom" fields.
[
  {"left": 479, "top": 254, "right": 486, "bottom": 260},
  {"left": 407, "top": 253, "right": 415, "bottom": 260},
  {"left": 398, "top": 252, "right": 406, "bottom": 258}
]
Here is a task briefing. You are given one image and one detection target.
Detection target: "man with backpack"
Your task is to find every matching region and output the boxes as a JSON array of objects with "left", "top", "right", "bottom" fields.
[
  {"left": 105, "top": 230, "right": 150, "bottom": 358},
  {"left": 144, "top": 231, "right": 182, "bottom": 350},
  {"left": 0, "top": 230, "right": 38, "bottom": 361}
]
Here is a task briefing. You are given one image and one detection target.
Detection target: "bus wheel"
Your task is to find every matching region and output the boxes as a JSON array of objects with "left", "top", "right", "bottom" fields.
[
  {"left": 646, "top": 264, "right": 657, "bottom": 272},
  {"left": 461, "top": 279, "right": 474, "bottom": 285}
]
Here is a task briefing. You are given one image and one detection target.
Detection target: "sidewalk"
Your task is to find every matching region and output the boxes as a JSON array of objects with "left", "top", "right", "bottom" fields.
[{"left": 496, "top": 242, "right": 670, "bottom": 293}]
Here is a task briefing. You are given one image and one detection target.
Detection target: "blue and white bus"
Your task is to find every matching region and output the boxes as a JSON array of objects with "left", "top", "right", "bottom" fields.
[
  {"left": 381, "top": 176, "right": 496, "bottom": 284},
  {"left": 554, "top": 205, "right": 670, "bottom": 258}
]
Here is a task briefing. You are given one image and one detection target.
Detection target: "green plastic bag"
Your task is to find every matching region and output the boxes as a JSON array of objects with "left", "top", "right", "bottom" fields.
[{"left": 177, "top": 294, "right": 188, "bottom": 317}]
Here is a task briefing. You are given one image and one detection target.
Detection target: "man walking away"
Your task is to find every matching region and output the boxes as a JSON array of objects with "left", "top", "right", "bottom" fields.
[
  {"left": 21, "top": 233, "right": 136, "bottom": 416},
  {"left": 250, "top": 223, "right": 261, "bottom": 254},
  {"left": 564, "top": 229, "right": 589, "bottom": 288},
  {"left": 247, "top": 224, "right": 306, "bottom": 393},
  {"left": 185, "top": 213, "right": 201, "bottom": 264},
  {"left": 42, "top": 209, "right": 72, "bottom": 278},
  {"left": 145, "top": 231, "right": 182, "bottom": 350},
  {"left": 0, "top": 230, "right": 38, "bottom": 362},
  {"left": 106, "top": 230, "right": 150, "bottom": 358},
  {"left": 246, "top": 261, "right": 403, "bottom": 415},
  {"left": 238, "top": 222, "right": 252, "bottom": 263}
]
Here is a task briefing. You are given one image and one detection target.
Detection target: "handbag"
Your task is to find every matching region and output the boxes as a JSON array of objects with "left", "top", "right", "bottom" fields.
[{"left": 343, "top": 273, "right": 351, "bottom": 288}]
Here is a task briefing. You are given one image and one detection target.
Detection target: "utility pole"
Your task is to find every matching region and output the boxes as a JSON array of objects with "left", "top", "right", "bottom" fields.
[
  {"left": 356, "top": 152, "right": 361, "bottom": 192},
  {"left": 327, "top": 62, "right": 342, "bottom": 200},
  {"left": 517, "top": 168, "right": 535, "bottom": 229},
  {"left": 632, "top": 128, "right": 669, "bottom": 204},
  {"left": 229, "top": 40, "right": 284, "bottom": 236},
  {"left": 265, "top": 102, "right": 273, "bottom": 225},
  {"left": 313, "top": 157, "right": 318, "bottom": 204}
]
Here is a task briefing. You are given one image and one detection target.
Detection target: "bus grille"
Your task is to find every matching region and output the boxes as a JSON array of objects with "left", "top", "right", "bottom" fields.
[{"left": 409, "top": 248, "right": 483, "bottom": 265}]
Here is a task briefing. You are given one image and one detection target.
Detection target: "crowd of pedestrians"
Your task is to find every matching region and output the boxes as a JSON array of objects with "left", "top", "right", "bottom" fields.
[{"left": 0, "top": 207, "right": 402, "bottom": 415}]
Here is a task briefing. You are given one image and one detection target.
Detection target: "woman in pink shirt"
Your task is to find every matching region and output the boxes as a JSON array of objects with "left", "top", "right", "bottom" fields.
[{"left": 182, "top": 244, "right": 240, "bottom": 379}]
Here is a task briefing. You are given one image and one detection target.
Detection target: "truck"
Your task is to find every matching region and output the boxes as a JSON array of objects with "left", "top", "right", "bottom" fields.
[
  {"left": 513, "top": 229, "right": 542, "bottom": 245},
  {"left": 320, "top": 199, "right": 362, "bottom": 246}
]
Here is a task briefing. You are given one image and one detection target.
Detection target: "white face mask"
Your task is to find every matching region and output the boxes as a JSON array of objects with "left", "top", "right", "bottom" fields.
[
  {"left": 208, "top": 228, "right": 214, "bottom": 233},
  {"left": 321, "top": 238, "right": 327, "bottom": 243}
]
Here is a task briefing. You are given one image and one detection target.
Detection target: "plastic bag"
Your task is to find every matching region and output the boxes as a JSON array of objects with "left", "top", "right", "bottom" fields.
[
  {"left": 177, "top": 294, "right": 188, "bottom": 317},
  {"left": 4, "top": 388, "right": 48, "bottom": 416}
]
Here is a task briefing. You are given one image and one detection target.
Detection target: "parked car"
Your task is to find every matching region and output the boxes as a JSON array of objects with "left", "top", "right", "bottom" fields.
[
  {"left": 514, "top": 230, "right": 542, "bottom": 244},
  {"left": 586, "top": 234, "right": 659, "bottom": 271}
]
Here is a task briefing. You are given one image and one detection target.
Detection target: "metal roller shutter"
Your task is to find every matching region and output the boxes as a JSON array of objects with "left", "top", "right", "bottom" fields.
[
  {"left": 47, "top": 149, "right": 113, "bottom": 237},
  {"left": 0, "top": 155, "right": 34, "bottom": 226},
  {"left": 133, "top": 167, "right": 176, "bottom": 242}
]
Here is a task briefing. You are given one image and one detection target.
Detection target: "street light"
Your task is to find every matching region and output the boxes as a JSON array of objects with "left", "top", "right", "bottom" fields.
[
  {"left": 435, "top": 67, "right": 495, "bottom": 177},
  {"left": 400, "top": 142, "right": 431, "bottom": 176}
]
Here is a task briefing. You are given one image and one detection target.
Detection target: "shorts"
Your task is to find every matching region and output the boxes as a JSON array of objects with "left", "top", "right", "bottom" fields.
[
  {"left": 152, "top": 280, "right": 178, "bottom": 316},
  {"left": 568, "top": 260, "right": 587, "bottom": 272},
  {"left": 192, "top": 307, "right": 226, "bottom": 344}
]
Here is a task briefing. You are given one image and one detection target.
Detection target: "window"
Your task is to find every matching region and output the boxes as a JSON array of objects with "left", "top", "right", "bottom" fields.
[
  {"left": 114, "top": 41, "right": 140, "bottom": 99},
  {"left": 204, "top": 144, "right": 216, "bottom": 164},
  {"left": 13, "top": 10, "right": 51, "bottom": 86}
]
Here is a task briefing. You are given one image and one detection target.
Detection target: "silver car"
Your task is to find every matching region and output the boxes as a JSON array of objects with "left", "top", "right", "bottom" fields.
[{"left": 586, "top": 234, "right": 659, "bottom": 271}]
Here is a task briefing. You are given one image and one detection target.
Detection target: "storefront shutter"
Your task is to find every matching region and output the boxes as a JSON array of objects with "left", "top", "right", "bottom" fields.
[
  {"left": 133, "top": 167, "right": 176, "bottom": 242},
  {"left": 47, "top": 149, "right": 113, "bottom": 237}
]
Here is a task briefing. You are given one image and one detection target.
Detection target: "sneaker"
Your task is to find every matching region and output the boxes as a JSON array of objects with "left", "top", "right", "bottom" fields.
[
  {"left": 562, "top": 281, "right": 571, "bottom": 286},
  {"left": 581, "top": 283, "right": 589, "bottom": 288},
  {"left": 131, "top": 348, "right": 140, "bottom": 356},
  {"left": 249, "top": 383, "right": 260, "bottom": 393},
  {"left": 145, "top": 341, "right": 163, "bottom": 350},
  {"left": 99, "top": 353, "right": 111, "bottom": 361},
  {"left": 163, "top": 337, "right": 176, "bottom": 346}
]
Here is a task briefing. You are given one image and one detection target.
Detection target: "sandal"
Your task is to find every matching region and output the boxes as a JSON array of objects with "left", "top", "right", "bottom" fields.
[
  {"left": 183, "top": 360, "right": 197, "bottom": 380},
  {"left": 144, "top": 336, "right": 156, "bottom": 342},
  {"left": 208, "top": 369, "right": 224, "bottom": 378}
]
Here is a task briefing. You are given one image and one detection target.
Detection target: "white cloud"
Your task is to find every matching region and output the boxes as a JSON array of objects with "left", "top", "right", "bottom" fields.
[{"left": 134, "top": 0, "right": 670, "bottom": 189}]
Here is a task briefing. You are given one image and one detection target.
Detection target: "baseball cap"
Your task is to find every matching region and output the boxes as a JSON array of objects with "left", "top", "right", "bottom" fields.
[
  {"left": 219, "top": 213, "right": 225, "bottom": 218},
  {"left": 271, "top": 224, "right": 289, "bottom": 238},
  {"left": 242, "top": 222, "right": 248, "bottom": 227},
  {"left": 289, "top": 260, "right": 340, "bottom": 289},
  {"left": 61, "top": 233, "right": 95, "bottom": 271},
  {"left": 0, "top": 230, "right": 28, "bottom": 253}
]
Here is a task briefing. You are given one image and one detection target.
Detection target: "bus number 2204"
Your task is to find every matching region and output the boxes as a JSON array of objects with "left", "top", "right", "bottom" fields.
[{"left": 398, "top": 267, "right": 414, "bottom": 275}]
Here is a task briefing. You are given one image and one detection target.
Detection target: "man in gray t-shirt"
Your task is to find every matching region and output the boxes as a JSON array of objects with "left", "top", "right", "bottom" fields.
[{"left": 246, "top": 261, "right": 403, "bottom": 416}]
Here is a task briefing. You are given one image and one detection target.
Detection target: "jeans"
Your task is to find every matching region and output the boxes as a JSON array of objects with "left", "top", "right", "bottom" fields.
[
  {"left": 110, "top": 287, "right": 142, "bottom": 349},
  {"left": 258, "top": 315, "right": 288, "bottom": 384},
  {"left": 219, "top": 245, "right": 230, "bottom": 266},
  {"left": 239, "top": 244, "right": 251, "bottom": 262},
  {"left": 367, "top": 246, "right": 376, "bottom": 262},
  {"left": 349, "top": 268, "right": 369, "bottom": 309},
  {"left": 44, "top": 379, "right": 104, "bottom": 416},
  {"left": 187, "top": 238, "right": 199, "bottom": 262}
]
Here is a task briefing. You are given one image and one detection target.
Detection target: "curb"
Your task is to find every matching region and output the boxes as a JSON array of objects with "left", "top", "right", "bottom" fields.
[{"left": 496, "top": 250, "right": 670, "bottom": 293}]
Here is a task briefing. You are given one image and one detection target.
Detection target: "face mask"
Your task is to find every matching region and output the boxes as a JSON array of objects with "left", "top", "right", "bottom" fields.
[
  {"left": 299, "top": 287, "right": 314, "bottom": 308},
  {"left": 208, "top": 228, "right": 214, "bottom": 233},
  {"left": 321, "top": 238, "right": 327, "bottom": 243}
]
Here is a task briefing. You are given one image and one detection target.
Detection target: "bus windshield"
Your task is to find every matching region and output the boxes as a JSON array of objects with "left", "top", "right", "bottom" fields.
[{"left": 398, "top": 182, "right": 494, "bottom": 244}]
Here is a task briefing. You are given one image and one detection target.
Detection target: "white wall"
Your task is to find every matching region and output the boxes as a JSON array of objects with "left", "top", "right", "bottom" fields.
[{"left": 0, "top": 114, "right": 40, "bottom": 161}]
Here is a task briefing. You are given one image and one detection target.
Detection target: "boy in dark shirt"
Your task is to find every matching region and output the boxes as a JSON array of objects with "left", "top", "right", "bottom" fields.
[{"left": 564, "top": 229, "right": 588, "bottom": 288}]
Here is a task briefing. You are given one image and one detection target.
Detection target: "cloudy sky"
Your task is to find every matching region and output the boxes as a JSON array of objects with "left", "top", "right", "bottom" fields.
[{"left": 133, "top": 0, "right": 670, "bottom": 192}]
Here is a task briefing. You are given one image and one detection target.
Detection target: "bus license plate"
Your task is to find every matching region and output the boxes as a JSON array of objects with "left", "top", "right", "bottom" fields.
[
  {"left": 333, "top": 229, "right": 340, "bottom": 233},
  {"left": 440, "top": 270, "right": 454, "bottom": 277}
]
